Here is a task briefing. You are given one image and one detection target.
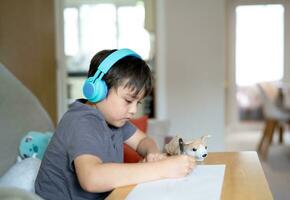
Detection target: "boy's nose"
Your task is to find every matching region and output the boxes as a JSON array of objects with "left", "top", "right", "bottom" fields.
[{"left": 128, "top": 104, "right": 137, "bottom": 115}]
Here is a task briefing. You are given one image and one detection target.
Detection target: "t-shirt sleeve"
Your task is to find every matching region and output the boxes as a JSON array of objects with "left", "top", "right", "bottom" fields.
[
  {"left": 122, "top": 121, "right": 137, "bottom": 141},
  {"left": 67, "top": 119, "right": 108, "bottom": 170}
]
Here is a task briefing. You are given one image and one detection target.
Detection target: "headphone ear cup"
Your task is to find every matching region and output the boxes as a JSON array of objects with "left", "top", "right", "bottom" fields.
[
  {"left": 92, "top": 80, "right": 108, "bottom": 103},
  {"left": 83, "top": 77, "right": 96, "bottom": 101},
  {"left": 83, "top": 77, "right": 108, "bottom": 103}
]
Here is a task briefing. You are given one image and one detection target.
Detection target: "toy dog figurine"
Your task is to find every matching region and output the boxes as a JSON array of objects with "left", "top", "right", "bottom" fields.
[{"left": 165, "top": 135, "right": 211, "bottom": 161}]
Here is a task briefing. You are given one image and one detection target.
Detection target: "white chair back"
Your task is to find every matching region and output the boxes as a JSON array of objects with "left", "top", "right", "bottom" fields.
[{"left": 257, "top": 83, "right": 290, "bottom": 121}]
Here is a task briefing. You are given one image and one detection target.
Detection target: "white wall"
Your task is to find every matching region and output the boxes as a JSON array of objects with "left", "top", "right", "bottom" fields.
[
  {"left": 285, "top": 2, "right": 290, "bottom": 84},
  {"left": 156, "top": 0, "right": 226, "bottom": 151}
]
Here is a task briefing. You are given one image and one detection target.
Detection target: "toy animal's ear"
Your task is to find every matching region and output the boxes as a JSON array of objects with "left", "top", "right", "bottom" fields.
[{"left": 201, "top": 135, "right": 211, "bottom": 143}]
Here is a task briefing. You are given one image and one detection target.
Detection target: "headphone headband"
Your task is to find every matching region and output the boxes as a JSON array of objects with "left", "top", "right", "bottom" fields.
[{"left": 92, "top": 48, "right": 141, "bottom": 80}]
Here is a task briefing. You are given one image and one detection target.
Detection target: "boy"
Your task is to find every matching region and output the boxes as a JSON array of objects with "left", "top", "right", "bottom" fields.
[{"left": 35, "top": 49, "right": 195, "bottom": 200}]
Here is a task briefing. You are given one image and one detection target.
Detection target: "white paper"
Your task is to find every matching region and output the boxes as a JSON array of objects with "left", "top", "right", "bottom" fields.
[{"left": 126, "top": 165, "right": 226, "bottom": 200}]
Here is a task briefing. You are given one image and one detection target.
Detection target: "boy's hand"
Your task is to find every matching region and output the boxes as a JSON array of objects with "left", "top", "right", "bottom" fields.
[
  {"left": 160, "top": 155, "right": 196, "bottom": 179},
  {"left": 145, "top": 153, "right": 167, "bottom": 162}
]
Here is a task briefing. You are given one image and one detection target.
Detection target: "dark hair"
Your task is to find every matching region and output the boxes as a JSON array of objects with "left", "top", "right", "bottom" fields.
[{"left": 88, "top": 49, "right": 153, "bottom": 98}]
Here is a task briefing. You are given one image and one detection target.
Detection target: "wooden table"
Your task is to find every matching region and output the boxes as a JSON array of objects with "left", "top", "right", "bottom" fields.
[{"left": 106, "top": 151, "right": 273, "bottom": 200}]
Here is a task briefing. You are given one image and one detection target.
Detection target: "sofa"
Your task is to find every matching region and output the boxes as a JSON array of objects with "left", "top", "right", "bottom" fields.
[
  {"left": 0, "top": 63, "right": 54, "bottom": 175},
  {"left": 0, "top": 63, "right": 53, "bottom": 199}
]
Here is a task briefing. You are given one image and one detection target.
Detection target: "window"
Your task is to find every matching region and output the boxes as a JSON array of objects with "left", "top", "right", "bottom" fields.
[
  {"left": 235, "top": 4, "right": 284, "bottom": 86},
  {"left": 234, "top": 4, "right": 285, "bottom": 121},
  {"left": 64, "top": 1, "right": 150, "bottom": 73}
]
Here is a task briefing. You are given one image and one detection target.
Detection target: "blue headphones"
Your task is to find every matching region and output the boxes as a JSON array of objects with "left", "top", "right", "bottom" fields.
[{"left": 83, "top": 48, "right": 141, "bottom": 103}]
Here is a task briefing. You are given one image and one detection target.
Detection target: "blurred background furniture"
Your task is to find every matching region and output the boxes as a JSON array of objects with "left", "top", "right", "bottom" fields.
[{"left": 256, "top": 83, "right": 290, "bottom": 160}]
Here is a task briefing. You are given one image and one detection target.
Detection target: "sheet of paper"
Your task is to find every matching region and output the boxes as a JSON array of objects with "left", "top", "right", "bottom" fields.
[{"left": 126, "top": 165, "right": 226, "bottom": 200}]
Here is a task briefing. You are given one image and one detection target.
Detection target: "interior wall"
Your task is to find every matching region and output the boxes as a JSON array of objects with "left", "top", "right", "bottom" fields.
[
  {"left": 155, "top": 0, "right": 167, "bottom": 120},
  {"left": 157, "top": 0, "right": 226, "bottom": 151},
  {"left": 0, "top": 0, "right": 57, "bottom": 124}
]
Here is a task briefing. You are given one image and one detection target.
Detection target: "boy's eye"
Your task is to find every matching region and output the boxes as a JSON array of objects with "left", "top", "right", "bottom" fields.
[{"left": 125, "top": 99, "right": 132, "bottom": 104}]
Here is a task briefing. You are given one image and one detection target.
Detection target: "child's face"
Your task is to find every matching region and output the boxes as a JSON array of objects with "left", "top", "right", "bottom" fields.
[{"left": 97, "top": 85, "right": 144, "bottom": 127}]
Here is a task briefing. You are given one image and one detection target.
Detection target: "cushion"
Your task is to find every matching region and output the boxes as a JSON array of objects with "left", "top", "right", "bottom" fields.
[
  {"left": 0, "top": 158, "right": 41, "bottom": 192},
  {"left": 130, "top": 115, "right": 148, "bottom": 133},
  {"left": 123, "top": 115, "right": 148, "bottom": 163},
  {"left": 0, "top": 187, "right": 44, "bottom": 200}
]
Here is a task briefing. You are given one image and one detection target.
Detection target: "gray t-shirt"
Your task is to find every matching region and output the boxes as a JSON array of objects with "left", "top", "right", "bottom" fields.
[{"left": 35, "top": 99, "right": 136, "bottom": 200}]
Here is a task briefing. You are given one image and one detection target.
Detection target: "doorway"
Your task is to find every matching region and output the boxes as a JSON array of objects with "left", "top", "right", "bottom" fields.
[{"left": 226, "top": 1, "right": 286, "bottom": 132}]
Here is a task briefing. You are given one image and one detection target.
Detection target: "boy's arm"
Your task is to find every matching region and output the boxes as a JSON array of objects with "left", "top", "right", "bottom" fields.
[
  {"left": 74, "top": 154, "right": 195, "bottom": 193},
  {"left": 124, "top": 129, "right": 160, "bottom": 157}
]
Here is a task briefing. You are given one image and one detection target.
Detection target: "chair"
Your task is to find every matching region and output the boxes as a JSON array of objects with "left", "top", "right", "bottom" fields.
[{"left": 256, "top": 83, "right": 290, "bottom": 160}]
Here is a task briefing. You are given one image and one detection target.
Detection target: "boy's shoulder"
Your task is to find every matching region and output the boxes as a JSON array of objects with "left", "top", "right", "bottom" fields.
[
  {"left": 56, "top": 100, "right": 105, "bottom": 135},
  {"left": 64, "top": 99, "right": 104, "bottom": 121}
]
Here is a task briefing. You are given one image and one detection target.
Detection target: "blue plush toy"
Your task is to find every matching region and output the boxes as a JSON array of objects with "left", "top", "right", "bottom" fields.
[{"left": 19, "top": 131, "right": 53, "bottom": 160}]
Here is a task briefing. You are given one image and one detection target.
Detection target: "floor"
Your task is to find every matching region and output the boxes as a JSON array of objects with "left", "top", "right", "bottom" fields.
[{"left": 225, "top": 125, "right": 290, "bottom": 200}]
